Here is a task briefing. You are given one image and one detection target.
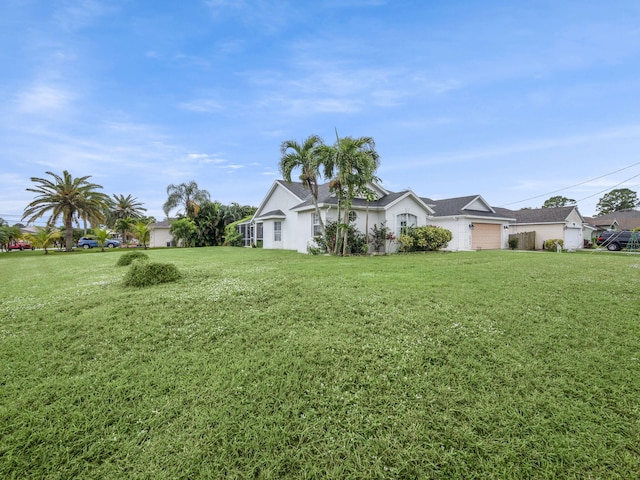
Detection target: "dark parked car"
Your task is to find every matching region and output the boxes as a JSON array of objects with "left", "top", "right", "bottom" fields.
[
  {"left": 596, "top": 230, "right": 639, "bottom": 251},
  {"left": 77, "top": 237, "right": 121, "bottom": 249}
]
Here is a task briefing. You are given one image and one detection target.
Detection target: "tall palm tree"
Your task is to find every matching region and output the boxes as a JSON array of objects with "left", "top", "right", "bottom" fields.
[
  {"left": 107, "top": 194, "right": 146, "bottom": 243},
  {"left": 108, "top": 194, "right": 146, "bottom": 223},
  {"left": 22, "top": 171, "right": 111, "bottom": 252},
  {"left": 324, "top": 135, "right": 380, "bottom": 255},
  {"left": 115, "top": 218, "right": 136, "bottom": 245},
  {"left": 280, "top": 134, "right": 326, "bottom": 234},
  {"left": 163, "top": 181, "right": 211, "bottom": 218}
]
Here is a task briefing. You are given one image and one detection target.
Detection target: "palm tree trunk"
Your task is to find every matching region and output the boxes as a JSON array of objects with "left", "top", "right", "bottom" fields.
[
  {"left": 365, "top": 200, "right": 370, "bottom": 254},
  {"left": 64, "top": 212, "right": 74, "bottom": 252},
  {"left": 342, "top": 201, "right": 350, "bottom": 256},
  {"left": 334, "top": 197, "right": 342, "bottom": 255}
]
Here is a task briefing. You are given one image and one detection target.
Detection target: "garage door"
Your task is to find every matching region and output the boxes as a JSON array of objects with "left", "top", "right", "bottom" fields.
[{"left": 471, "top": 223, "right": 501, "bottom": 250}]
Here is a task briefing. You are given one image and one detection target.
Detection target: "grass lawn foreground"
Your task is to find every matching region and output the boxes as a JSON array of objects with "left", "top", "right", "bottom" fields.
[{"left": 1, "top": 247, "right": 639, "bottom": 478}]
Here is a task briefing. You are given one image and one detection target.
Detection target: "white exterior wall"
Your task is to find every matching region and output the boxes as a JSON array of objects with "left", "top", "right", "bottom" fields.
[
  {"left": 255, "top": 184, "right": 302, "bottom": 251},
  {"left": 150, "top": 227, "right": 173, "bottom": 248},
  {"left": 564, "top": 210, "right": 585, "bottom": 250},
  {"left": 509, "top": 224, "right": 564, "bottom": 250},
  {"left": 430, "top": 218, "right": 470, "bottom": 251},
  {"left": 293, "top": 207, "right": 388, "bottom": 253}
]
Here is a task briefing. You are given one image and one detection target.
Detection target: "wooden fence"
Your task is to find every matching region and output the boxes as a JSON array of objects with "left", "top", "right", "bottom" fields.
[{"left": 509, "top": 231, "right": 536, "bottom": 250}]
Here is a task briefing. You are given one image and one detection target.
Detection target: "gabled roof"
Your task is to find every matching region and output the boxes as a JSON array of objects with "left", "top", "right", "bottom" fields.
[
  {"left": 278, "top": 181, "right": 310, "bottom": 200},
  {"left": 252, "top": 180, "right": 310, "bottom": 221},
  {"left": 150, "top": 219, "right": 172, "bottom": 229},
  {"left": 423, "top": 195, "right": 514, "bottom": 220},
  {"left": 584, "top": 209, "right": 640, "bottom": 230},
  {"left": 255, "top": 209, "right": 286, "bottom": 220},
  {"left": 496, "top": 206, "right": 583, "bottom": 224},
  {"left": 288, "top": 181, "right": 433, "bottom": 213}
]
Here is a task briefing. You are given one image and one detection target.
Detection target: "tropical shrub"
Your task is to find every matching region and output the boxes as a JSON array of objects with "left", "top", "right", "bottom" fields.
[
  {"left": 369, "top": 221, "right": 396, "bottom": 254},
  {"left": 398, "top": 234, "right": 415, "bottom": 253},
  {"left": 116, "top": 250, "right": 149, "bottom": 266},
  {"left": 413, "top": 226, "right": 452, "bottom": 251},
  {"left": 312, "top": 220, "right": 367, "bottom": 255},
  {"left": 223, "top": 222, "right": 243, "bottom": 247},
  {"left": 543, "top": 238, "right": 564, "bottom": 251},
  {"left": 508, "top": 237, "right": 519, "bottom": 250},
  {"left": 123, "top": 260, "right": 180, "bottom": 287}
]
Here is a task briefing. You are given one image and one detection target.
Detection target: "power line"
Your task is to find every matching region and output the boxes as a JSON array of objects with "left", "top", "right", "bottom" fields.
[
  {"left": 575, "top": 172, "right": 640, "bottom": 202},
  {"left": 499, "top": 161, "right": 640, "bottom": 207}
]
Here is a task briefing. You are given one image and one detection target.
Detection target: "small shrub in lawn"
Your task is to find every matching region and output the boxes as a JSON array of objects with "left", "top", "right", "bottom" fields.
[
  {"left": 116, "top": 250, "right": 149, "bottom": 266},
  {"left": 123, "top": 260, "right": 180, "bottom": 287},
  {"left": 543, "top": 238, "right": 564, "bottom": 251}
]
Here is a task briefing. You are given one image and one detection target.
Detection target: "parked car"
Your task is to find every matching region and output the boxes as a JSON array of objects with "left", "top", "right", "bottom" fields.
[
  {"left": 8, "top": 241, "right": 34, "bottom": 251},
  {"left": 77, "top": 237, "right": 121, "bottom": 249},
  {"left": 596, "top": 230, "right": 639, "bottom": 251}
]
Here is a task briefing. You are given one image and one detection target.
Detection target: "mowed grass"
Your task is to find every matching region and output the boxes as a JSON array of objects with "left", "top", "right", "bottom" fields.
[{"left": 1, "top": 247, "right": 639, "bottom": 479}]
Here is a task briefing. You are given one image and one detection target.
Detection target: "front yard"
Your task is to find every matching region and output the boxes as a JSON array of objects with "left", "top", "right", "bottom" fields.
[{"left": 1, "top": 248, "right": 639, "bottom": 478}]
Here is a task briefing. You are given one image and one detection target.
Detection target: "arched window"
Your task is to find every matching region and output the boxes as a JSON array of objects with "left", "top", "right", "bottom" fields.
[{"left": 396, "top": 213, "right": 417, "bottom": 237}]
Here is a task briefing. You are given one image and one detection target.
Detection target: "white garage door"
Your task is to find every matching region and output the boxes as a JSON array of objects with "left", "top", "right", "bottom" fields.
[
  {"left": 564, "top": 227, "right": 583, "bottom": 250},
  {"left": 471, "top": 223, "right": 501, "bottom": 250}
]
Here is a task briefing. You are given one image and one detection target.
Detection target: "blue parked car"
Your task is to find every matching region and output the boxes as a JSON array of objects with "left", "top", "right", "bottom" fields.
[{"left": 77, "top": 236, "right": 121, "bottom": 249}]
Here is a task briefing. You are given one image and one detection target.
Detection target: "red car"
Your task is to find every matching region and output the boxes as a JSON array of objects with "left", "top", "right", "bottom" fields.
[{"left": 8, "top": 241, "right": 34, "bottom": 251}]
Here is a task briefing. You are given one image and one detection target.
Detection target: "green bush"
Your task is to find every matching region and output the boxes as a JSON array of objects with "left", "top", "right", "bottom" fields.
[
  {"left": 398, "top": 234, "right": 415, "bottom": 252},
  {"left": 413, "top": 226, "right": 452, "bottom": 251},
  {"left": 116, "top": 250, "right": 149, "bottom": 266},
  {"left": 311, "top": 220, "right": 366, "bottom": 255},
  {"left": 543, "top": 238, "right": 564, "bottom": 251},
  {"left": 123, "top": 260, "right": 181, "bottom": 287},
  {"left": 508, "top": 237, "right": 519, "bottom": 250}
]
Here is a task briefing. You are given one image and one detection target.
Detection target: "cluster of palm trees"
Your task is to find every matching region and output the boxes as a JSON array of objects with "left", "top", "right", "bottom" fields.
[
  {"left": 162, "top": 181, "right": 256, "bottom": 247},
  {"left": 20, "top": 170, "right": 150, "bottom": 252},
  {"left": 280, "top": 133, "right": 380, "bottom": 255}
]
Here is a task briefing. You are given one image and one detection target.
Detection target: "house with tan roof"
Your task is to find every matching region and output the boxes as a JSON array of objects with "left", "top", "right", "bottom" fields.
[
  {"left": 584, "top": 209, "right": 640, "bottom": 234},
  {"left": 495, "top": 205, "right": 589, "bottom": 250}
]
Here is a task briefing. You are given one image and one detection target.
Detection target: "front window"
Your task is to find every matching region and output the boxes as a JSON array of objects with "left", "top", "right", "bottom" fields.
[
  {"left": 397, "top": 213, "right": 417, "bottom": 237},
  {"left": 274, "top": 221, "right": 282, "bottom": 241}
]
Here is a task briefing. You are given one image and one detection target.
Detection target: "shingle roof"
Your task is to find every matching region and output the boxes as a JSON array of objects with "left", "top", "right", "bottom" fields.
[
  {"left": 278, "top": 181, "right": 311, "bottom": 200},
  {"left": 288, "top": 182, "right": 415, "bottom": 210},
  {"left": 584, "top": 209, "right": 640, "bottom": 230},
  {"left": 423, "top": 195, "right": 481, "bottom": 216},
  {"left": 497, "top": 206, "right": 577, "bottom": 224},
  {"left": 256, "top": 209, "right": 286, "bottom": 219},
  {"left": 422, "top": 195, "right": 514, "bottom": 219},
  {"left": 150, "top": 219, "right": 172, "bottom": 228}
]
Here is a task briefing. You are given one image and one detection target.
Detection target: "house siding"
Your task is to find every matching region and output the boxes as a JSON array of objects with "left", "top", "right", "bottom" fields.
[
  {"left": 149, "top": 225, "right": 173, "bottom": 247},
  {"left": 509, "top": 224, "right": 564, "bottom": 250}
]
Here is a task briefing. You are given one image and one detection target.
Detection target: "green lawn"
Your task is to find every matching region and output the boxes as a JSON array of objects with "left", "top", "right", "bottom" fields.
[{"left": 1, "top": 248, "right": 639, "bottom": 479}]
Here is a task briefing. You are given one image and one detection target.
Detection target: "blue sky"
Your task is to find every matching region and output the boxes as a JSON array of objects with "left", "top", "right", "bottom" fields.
[{"left": 2, "top": 0, "right": 640, "bottom": 224}]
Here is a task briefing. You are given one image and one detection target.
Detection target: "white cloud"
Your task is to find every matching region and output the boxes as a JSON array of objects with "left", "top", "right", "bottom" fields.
[
  {"left": 179, "top": 99, "right": 223, "bottom": 112},
  {"left": 15, "top": 84, "right": 73, "bottom": 113}
]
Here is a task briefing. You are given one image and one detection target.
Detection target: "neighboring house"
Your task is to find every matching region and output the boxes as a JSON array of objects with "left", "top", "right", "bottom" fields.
[
  {"left": 495, "top": 206, "right": 587, "bottom": 250},
  {"left": 242, "top": 180, "right": 515, "bottom": 253},
  {"left": 424, "top": 195, "right": 515, "bottom": 251},
  {"left": 584, "top": 209, "right": 640, "bottom": 234},
  {"left": 149, "top": 219, "right": 175, "bottom": 248}
]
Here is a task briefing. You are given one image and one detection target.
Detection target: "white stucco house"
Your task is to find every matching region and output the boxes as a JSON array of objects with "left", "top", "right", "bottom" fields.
[
  {"left": 149, "top": 219, "right": 175, "bottom": 248},
  {"left": 241, "top": 180, "right": 516, "bottom": 253},
  {"left": 495, "top": 205, "right": 588, "bottom": 250}
]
